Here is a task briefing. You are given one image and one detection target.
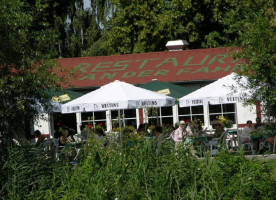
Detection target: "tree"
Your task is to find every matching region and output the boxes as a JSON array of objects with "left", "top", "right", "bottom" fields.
[
  {"left": 221, "top": 0, "right": 276, "bottom": 117},
  {"left": 0, "top": 0, "right": 68, "bottom": 140},
  {"left": 56, "top": 0, "right": 113, "bottom": 57},
  {"left": 84, "top": 0, "right": 246, "bottom": 55}
]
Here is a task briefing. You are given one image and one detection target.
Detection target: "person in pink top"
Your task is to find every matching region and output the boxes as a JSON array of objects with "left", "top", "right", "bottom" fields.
[{"left": 173, "top": 120, "right": 186, "bottom": 148}]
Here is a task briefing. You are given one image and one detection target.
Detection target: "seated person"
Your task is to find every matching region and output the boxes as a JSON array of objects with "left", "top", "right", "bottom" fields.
[
  {"left": 67, "top": 128, "right": 76, "bottom": 143},
  {"left": 241, "top": 120, "right": 254, "bottom": 143},
  {"left": 192, "top": 121, "right": 204, "bottom": 137},
  {"left": 212, "top": 122, "right": 225, "bottom": 138},
  {"left": 185, "top": 122, "right": 193, "bottom": 136},
  {"left": 135, "top": 123, "right": 145, "bottom": 134},
  {"left": 54, "top": 127, "right": 67, "bottom": 146},
  {"left": 80, "top": 124, "right": 89, "bottom": 140},
  {"left": 155, "top": 126, "right": 164, "bottom": 147},
  {"left": 254, "top": 117, "right": 265, "bottom": 131},
  {"left": 34, "top": 130, "right": 44, "bottom": 147}
]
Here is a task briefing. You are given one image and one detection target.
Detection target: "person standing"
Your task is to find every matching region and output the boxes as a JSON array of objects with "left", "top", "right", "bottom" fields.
[{"left": 172, "top": 120, "right": 186, "bottom": 148}]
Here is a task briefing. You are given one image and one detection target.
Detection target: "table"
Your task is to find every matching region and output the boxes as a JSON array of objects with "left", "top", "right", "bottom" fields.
[
  {"left": 251, "top": 132, "right": 276, "bottom": 153},
  {"left": 65, "top": 141, "right": 86, "bottom": 149}
]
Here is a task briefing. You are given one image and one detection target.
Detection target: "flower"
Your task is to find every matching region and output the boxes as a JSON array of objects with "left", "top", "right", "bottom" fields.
[{"left": 211, "top": 116, "right": 233, "bottom": 128}]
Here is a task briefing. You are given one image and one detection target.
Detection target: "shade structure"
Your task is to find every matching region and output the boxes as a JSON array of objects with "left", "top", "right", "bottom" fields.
[
  {"left": 61, "top": 80, "right": 175, "bottom": 114},
  {"left": 46, "top": 89, "right": 83, "bottom": 104},
  {"left": 37, "top": 89, "right": 83, "bottom": 113},
  {"left": 139, "top": 80, "right": 194, "bottom": 100},
  {"left": 179, "top": 73, "right": 250, "bottom": 107}
]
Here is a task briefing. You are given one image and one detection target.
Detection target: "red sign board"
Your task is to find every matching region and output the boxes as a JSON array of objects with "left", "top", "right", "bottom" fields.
[{"left": 57, "top": 47, "right": 241, "bottom": 88}]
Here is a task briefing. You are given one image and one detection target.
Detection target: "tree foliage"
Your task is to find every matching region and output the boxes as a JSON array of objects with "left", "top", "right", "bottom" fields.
[
  {"left": 1, "top": 0, "right": 275, "bottom": 138},
  {"left": 83, "top": 0, "right": 250, "bottom": 55},
  {"left": 54, "top": 0, "right": 113, "bottom": 57},
  {"left": 0, "top": 0, "right": 68, "bottom": 138},
  {"left": 222, "top": 0, "right": 276, "bottom": 117}
]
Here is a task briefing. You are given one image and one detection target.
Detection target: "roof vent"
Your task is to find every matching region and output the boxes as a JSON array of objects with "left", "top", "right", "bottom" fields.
[{"left": 166, "top": 40, "right": 189, "bottom": 51}]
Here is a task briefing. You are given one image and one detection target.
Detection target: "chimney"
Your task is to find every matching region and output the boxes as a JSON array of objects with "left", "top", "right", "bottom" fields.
[{"left": 166, "top": 40, "right": 189, "bottom": 51}]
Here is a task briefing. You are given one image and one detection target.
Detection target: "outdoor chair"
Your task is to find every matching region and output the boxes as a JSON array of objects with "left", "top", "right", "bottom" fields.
[
  {"left": 273, "top": 135, "right": 276, "bottom": 154},
  {"left": 40, "top": 138, "right": 54, "bottom": 151},
  {"left": 73, "top": 134, "right": 85, "bottom": 142},
  {"left": 226, "top": 129, "right": 240, "bottom": 150},
  {"left": 238, "top": 133, "right": 254, "bottom": 155},
  {"left": 209, "top": 130, "right": 228, "bottom": 157},
  {"left": 53, "top": 138, "right": 65, "bottom": 160},
  {"left": 259, "top": 138, "right": 271, "bottom": 153},
  {"left": 266, "top": 135, "right": 276, "bottom": 154}
]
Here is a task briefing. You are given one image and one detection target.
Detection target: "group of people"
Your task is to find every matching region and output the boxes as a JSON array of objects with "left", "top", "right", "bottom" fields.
[
  {"left": 80, "top": 124, "right": 107, "bottom": 145},
  {"left": 135, "top": 120, "right": 204, "bottom": 150},
  {"left": 240, "top": 117, "right": 275, "bottom": 152},
  {"left": 53, "top": 125, "right": 77, "bottom": 146}
]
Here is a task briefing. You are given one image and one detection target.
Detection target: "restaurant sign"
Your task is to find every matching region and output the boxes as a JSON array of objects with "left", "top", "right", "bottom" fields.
[{"left": 59, "top": 48, "right": 242, "bottom": 87}]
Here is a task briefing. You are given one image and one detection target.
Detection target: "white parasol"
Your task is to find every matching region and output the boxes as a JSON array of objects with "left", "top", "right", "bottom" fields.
[
  {"left": 179, "top": 73, "right": 250, "bottom": 107},
  {"left": 62, "top": 80, "right": 175, "bottom": 113}
]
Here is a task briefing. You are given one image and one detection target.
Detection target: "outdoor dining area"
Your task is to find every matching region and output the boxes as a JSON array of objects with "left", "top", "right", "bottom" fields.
[
  {"left": 31, "top": 116, "right": 276, "bottom": 162},
  {"left": 19, "top": 73, "right": 275, "bottom": 161}
]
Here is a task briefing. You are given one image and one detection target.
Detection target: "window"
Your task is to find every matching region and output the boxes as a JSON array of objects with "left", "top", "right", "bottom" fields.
[
  {"left": 111, "top": 109, "right": 137, "bottom": 128},
  {"left": 209, "top": 103, "right": 236, "bottom": 124},
  {"left": 81, "top": 111, "right": 106, "bottom": 128},
  {"left": 147, "top": 106, "right": 173, "bottom": 126},
  {"left": 178, "top": 105, "right": 204, "bottom": 123}
]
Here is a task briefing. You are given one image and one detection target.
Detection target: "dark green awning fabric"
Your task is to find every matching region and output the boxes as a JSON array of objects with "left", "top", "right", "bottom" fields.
[
  {"left": 45, "top": 89, "right": 83, "bottom": 104},
  {"left": 139, "top": 80, "right": 194, "bottom": 100}
]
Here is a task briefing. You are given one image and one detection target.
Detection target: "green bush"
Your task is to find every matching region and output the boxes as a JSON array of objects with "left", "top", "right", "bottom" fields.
[{"left": 1, "top": 139, "right": 276, "bottom": 199}]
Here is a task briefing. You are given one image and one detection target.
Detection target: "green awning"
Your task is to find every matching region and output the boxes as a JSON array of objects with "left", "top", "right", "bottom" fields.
[
  {"left": 45, "top": 89, "right": 83, "bottom": 104},
  {"left": 139, "top": 80, "right": 194, "bottom": 101}
]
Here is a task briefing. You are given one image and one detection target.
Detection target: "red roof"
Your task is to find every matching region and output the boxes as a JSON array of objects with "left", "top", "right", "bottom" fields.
[{"left": 58, "top": 47, "right": 241, "bottom": 88}]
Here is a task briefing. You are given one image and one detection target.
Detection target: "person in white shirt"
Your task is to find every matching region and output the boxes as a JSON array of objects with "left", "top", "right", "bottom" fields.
[
  {"left": 241, "top": 120, "right": 254, "bottom": 143},
  {"left": 242, "top": 120, "right": 254, "bottom": 135}
]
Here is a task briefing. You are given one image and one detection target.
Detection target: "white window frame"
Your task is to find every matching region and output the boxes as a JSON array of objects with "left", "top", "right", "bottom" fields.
[
  {"left": 178, "top": 105, "right": 204, "bottom": 123},
  {"left": 208, "top": 103, "right": 237, "bottom": 125}
]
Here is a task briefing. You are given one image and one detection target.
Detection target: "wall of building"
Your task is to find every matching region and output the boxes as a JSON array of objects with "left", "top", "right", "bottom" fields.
[{"left": 236, "top": 103, "right": 257, "bottom": 126}]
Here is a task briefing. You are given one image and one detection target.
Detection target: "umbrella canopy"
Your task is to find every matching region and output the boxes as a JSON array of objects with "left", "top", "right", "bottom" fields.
[
  {"left": 139, "top": 80, "right": 194, "bottom": 100},
  {"left": 179, "top": 73, "right": 250, "bottom": 107},
  {"left": 61, "top": 80, "right": 175, "bottom": 113},
  {"left": 36, "top": 89, "right": 83, "bottom": 113}
]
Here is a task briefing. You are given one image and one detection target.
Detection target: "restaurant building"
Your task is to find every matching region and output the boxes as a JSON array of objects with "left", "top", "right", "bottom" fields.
[{"left": 38, "top": 44, "right": 259, "bottom": 135}]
